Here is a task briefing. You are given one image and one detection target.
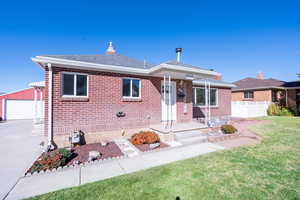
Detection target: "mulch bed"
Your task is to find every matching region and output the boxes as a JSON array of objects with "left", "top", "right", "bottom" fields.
[
  {"left": 67, "top": 142, "right": 123, "bottom": 165},
  {"left": 133, "top": 142, "right": 169, "bottom": 152}
]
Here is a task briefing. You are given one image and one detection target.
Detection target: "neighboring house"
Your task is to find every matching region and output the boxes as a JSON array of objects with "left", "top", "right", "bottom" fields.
[
  {"left": 32, "top": 42, "right": 235, "bottom": 148},
  {"left": 232, "top": 73, "right": 300, "bottom": 114},
  {"left": 0, "top": 82, "right": 45, "bottom": 121}
]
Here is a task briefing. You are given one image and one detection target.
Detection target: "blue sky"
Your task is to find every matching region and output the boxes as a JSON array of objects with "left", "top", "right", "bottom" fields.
[{"left": 0, "top": 0, "right": 299, "bottom": 92}]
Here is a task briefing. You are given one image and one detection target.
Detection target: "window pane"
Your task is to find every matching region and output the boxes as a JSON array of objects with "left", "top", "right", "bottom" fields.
[
  {"left": 122, "top": 79, "right": 131, "bottom": 97},
  {"left": 76, "top": 75, "right": 87, "bottom": 96},
  {"left": 196, "top": 88, "right": 205, "bottom": 105},
  {"left": 132, "top": 79, "right": 140, "bottom": 97},
  {"left": 249, "top": 91, "right": 254, "bottom": 98},
  {"left": 210, "top": 89, "right": 217, "bottom": 106},
  {"left": 63, "top": 74, "right": 74, "bottom": 95}
]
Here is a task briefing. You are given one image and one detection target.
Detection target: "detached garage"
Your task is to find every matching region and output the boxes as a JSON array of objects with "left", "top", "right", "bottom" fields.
[{"left": 0, "top": 81, "right": 44, "bottom": 122}]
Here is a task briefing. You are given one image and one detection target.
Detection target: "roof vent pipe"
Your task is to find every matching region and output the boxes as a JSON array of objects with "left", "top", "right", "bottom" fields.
[{"left": 176, "top": 48, "right": 182, "bottom": 62}]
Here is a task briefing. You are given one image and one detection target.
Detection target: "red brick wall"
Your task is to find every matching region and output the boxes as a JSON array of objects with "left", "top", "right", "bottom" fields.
[
  {"left": 232, "top": 90, "right": 272, "bottom": 101},
  {"left": 44, "top": 67, "right": 194, "bottom": 136},
  {"left": 193, "top": 87, "right": 232, "bottom": 118}
]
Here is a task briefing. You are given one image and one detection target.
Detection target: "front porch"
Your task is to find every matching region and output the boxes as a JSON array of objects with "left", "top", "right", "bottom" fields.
[{"left": 150, "top": 121, "right": 208, "bottom": 134}]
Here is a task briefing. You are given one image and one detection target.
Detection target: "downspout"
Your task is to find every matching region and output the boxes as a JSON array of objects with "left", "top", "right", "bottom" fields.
[{"left": 47, "top": 63, "right": 55, "bottom": 150}]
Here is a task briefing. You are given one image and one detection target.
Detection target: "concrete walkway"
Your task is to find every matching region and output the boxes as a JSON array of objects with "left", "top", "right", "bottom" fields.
[
  {"left": 6, "top": 142, "right": 224, "bottom": 200},
  {"left": 0, "top": 120, "right": 44, "bottom": 200}
]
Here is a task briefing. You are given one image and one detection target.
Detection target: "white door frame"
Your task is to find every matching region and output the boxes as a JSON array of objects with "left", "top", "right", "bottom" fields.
[{"left": 161, "top": 80, "right": 177, "bottom": 121}]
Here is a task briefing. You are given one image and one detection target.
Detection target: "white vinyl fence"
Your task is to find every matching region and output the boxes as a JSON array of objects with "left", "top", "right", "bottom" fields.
[{"left": 231, "top": 101, "right": 271, "bottom": 118}]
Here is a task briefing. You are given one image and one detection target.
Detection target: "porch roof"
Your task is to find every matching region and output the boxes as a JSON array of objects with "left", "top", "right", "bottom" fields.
[{"left": 193, "top": 78, "right": 236, "bottom": 88}]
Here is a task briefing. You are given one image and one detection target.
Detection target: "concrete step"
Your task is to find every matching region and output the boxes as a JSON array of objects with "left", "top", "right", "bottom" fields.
[
  {"left": 174, "top": 130, "right": 208, "bottom": 145},
  {"left": 176, "top": 135, "right": 208, "bottom": 145},
  {"left": 174, "top": 130, "right": 205, "bottom": 140}
]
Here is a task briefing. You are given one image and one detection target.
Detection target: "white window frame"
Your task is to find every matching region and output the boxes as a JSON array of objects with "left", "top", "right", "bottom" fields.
[
  {"left": 192, "top": 87, "right": 218, "bottom": 107},
  {"left": 244, "top": 91, "right": 254, "bottom": 99},
  {"left": 122, "top": 77, "right": 141, "bottom": 98},
  {"left": 61, "top": 72, "right": 89, "bottom": 98}
]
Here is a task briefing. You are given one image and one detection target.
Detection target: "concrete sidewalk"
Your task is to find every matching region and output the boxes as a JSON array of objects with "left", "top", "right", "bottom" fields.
[
  {"left": 0, "top": 120, "right": 44, "bottom": 200},
  {"left": 6, "top": 142, "right": 225, "bottom": 200}
]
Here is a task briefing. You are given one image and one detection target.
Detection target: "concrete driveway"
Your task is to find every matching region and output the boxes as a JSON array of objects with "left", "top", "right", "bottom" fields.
[{"left": 0, "top": 120, "right": 44, "bottom": 200}]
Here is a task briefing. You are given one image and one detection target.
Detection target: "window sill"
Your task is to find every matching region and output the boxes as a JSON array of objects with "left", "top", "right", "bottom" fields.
[
  {"left": 122, "top": 98, "right": 142, "bottom": 102},
  {"left": 243, "top": 99, "right": 254, "bottom": 101},
  {"left": 60, "top": 97, "right": 89, "bottom": 102},
  {"left": 193, "top": 105, "right": 219, "bottom": 109}
]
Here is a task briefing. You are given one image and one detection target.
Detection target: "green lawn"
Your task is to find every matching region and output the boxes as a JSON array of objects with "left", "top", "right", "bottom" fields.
[{"left": 30, "top": 117, "right": 300, "bottom": 200}]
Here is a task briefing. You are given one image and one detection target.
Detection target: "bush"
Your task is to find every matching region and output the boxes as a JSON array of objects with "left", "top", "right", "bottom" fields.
[
  {"left": 267, "top": 104, "right": 281, "bottom": 116},
  {"left": 130, "top": 131, "right": 160, "bottom": 145},
  {"left": 221, "top": 125, "right": 237, "bottom": 134},
  {"left": 267, "top": 104, "right": 294, "bottom": 116},
  {"left": 29, "top": 148, "right": 72, "bottom": 173}
]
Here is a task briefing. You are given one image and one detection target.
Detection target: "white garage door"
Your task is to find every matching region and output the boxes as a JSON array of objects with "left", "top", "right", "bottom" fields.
[{"left": 6, "top": 100, "right": 35, "bottom": 120}]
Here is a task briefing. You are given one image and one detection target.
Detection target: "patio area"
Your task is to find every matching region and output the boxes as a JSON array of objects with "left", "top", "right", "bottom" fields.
[{"left": 149, "top": 121, "right": 207, "bottom": 134}]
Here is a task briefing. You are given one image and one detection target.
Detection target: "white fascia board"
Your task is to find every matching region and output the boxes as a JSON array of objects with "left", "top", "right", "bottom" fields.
[
  {"left": 149, "top": 63, "right": 220, "bottom": 76},
  {"left": 32, "top": 56, "right": 220, "bottom": 77},
  {"left": 32, "top": 56, "right": 149, "bottom": 75},
  {"left": 232, "top": 86, "right": 286, "bottom": 91},
  {"left": 193, "top": 81, "right": 236, "bottom": 88}
]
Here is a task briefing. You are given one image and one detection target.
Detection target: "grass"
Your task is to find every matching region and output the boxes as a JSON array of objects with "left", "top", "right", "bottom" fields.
[{"left": 30, "top": 117, "right": 300, "bottom": 200}]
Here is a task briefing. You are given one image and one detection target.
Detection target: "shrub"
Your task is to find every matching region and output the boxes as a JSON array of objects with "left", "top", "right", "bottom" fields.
[
  {"left": 29, "top": 148, "right": 72, "bottom": 173},
  {"left": 279, "top": 107, "right": 294, "bottom": 116},
  {"left": 130, "top": 131, "right": 160, "bottom": 145},
  {"left": 221, "top": 125, "right": 237, "bottom": 134},
  {"left": 267, "top": 104, "right": 294, "bottom": 116},
  {"left": 267, "top": 104, "right": 281, "bottom": 116}
]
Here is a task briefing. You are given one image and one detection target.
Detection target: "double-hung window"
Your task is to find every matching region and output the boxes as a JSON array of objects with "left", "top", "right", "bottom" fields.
[
  {"left": 244, "top": 91, "right": 254, "bottom": 99},
  {"left": 61, "top": 72, "right": 88, "bottom": 97},
  {"left": 122, "top": 78, "right": 141, "bottom": 98},
  {"left": 192, "top": 87, "right": 217, "bottom": 106}
]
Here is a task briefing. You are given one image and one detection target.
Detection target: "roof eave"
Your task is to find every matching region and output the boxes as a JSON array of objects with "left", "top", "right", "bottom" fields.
[
  {"left": 232, "top": 86, "right": 286, "bottom": 91},
  {"left": 32, "top": 56, "right": 221, "bottom": 78}
]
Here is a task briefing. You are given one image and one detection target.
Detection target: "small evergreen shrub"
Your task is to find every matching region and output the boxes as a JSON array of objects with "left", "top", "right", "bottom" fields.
[{"left": 221, "top": 125, "right": 237, "bottom": 134}]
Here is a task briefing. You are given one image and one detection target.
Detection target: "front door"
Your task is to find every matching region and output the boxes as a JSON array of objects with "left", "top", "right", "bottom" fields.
[{"left": 161, "top": 81, "right": 177, "bottom": 121}]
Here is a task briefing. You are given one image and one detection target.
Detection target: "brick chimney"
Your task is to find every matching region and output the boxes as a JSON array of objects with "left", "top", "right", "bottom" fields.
[
  {"left": 106, "top": 42, "right": 116, "bottom": 55},
  {"left": 256, "top": 72, "right": 264, "bottom": 79},
  {"left": 214, "top": 75, "right": 222, "bottom": 80}
]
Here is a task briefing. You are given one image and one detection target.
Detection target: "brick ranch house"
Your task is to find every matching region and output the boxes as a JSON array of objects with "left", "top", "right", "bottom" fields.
[
  {"left": 232, "top": 73, "right": 300, "bottom": 113},
  {"left": 32, "top": 43, "right": 235, "bottom": 148}
]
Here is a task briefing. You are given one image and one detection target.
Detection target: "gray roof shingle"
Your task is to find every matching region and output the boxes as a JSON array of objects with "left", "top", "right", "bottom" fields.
[{"left": 42, "top": 54, "right": 155, "bottom": 69}]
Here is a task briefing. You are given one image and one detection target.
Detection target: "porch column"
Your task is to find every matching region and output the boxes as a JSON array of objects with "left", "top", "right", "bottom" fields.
[
  {"left": 208, "top": 81, "right": 211, "bottom": 122},
  {"left": 39, "top": 87, "right": 44, "bottom": 122},
  {"left": 163, "top": 75, "right": 166, "bottom": 127},
  {"left": 168, "top": 75, "right": 171, "bottom": 127},
  {"left": 204, "top": 80, "right": 208, "bottom": 125},
  {"left": 33, "top": 87, "right": 38, "bottom": 124}
]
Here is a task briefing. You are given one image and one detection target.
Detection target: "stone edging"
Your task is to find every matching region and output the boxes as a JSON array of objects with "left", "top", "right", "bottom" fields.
[{"left": 24, "top": 155, "right": 127, "bottom": 177}]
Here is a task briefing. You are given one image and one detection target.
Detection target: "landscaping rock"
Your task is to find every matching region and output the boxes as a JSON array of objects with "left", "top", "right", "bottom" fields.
[
  {"left": 88, "top": 151, "right": 101, "bottom": 161},
  {"left": 149, "top": 143, "right": 160, "bottom": 149}
]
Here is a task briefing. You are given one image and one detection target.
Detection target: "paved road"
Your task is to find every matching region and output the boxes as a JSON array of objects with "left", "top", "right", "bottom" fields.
[{"left": 0, "top": 120, "right": 44, "bottom": 200}]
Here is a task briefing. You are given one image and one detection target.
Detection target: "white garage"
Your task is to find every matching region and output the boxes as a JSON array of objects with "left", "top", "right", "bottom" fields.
[{"left": 5, "top": 100, "right": 35, "bottom": 120}]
